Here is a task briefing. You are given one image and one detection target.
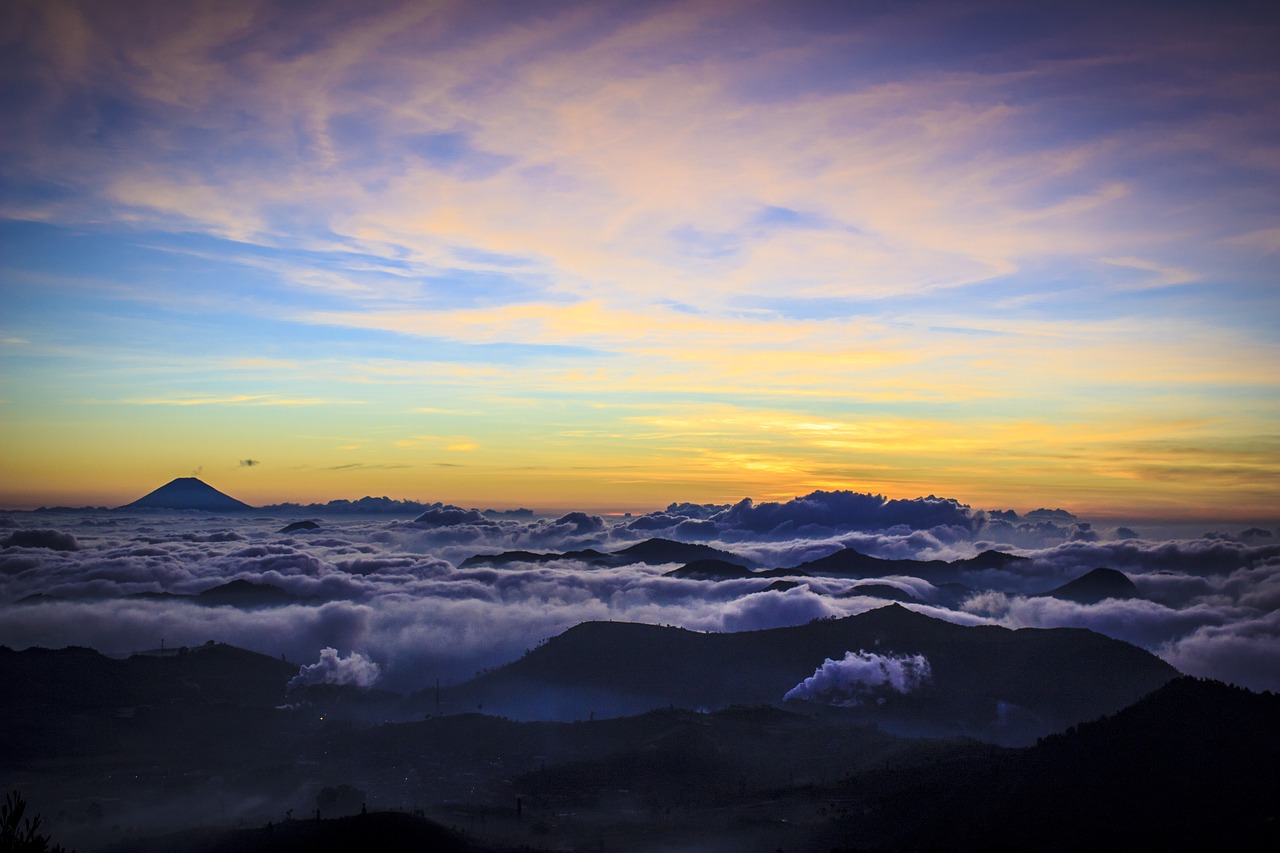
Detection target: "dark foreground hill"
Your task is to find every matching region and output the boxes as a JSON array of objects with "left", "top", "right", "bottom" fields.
[
  {"left": 0, "top": 642, "right": 295, "bottom": 722},
  {"left": 119, "top": 477, "right": 254, "bottom": 512},
  {"left": 818, "top": 676, "right": 1280, "bottom": 851},
  {"left": 94, "top": 811, "right": 501, "bottom": 853},
  {"left": 434, "top": 604, "right": 1178, "bottom": 744},
  {"left": 5, "top": 632, "right": 1270, "bottom": 853},
  {"left": 45, "top": 678, "right": 1277, "bottom": 853}
]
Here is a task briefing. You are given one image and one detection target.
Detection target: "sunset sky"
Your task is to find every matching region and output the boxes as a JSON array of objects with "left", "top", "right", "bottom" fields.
[{"left": 2, "top": 0, "right": 1278, "bottom": 517}]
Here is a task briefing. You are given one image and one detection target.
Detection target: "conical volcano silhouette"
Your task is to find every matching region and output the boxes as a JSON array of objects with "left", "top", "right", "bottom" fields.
[{"left": 121, "top": 477, "right": 254, "bottom": 511}]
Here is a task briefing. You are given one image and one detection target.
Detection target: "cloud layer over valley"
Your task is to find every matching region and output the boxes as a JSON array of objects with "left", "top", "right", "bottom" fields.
[{"left": 3, "top": 490, "right": 1276, "bottom": 695}]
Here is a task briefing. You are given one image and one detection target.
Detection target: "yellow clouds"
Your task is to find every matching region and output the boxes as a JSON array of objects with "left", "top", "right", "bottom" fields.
[
  {"left": 610, "top": 404, "right": 1280, "bottom": 517},
  {"left": 124, "top": 394, "right": 362, "bottom": 407},
  {"left": 304, "top": 298, "right": 1280, "bottom": 407},
  {"left": 4, "top": 1, "right": 1278, "bottom": 517},
  {"left": 394, "top": 434, "right": 478, "bottom": 452}
]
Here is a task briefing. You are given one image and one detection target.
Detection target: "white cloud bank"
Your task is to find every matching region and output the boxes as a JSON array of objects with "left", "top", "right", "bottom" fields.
[{"left": 0, "top": 498, "right": 1277, "bottom": 693}]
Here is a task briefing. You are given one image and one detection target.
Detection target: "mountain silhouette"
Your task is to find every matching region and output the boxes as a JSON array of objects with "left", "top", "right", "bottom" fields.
[
  {"left": 120, "top": 477, "right": 254, "bottom": 511},
  {"left": 0, "top": 642, "right": 297, "bottom": 718},
  {"left": 663, "top": 559, "right": 801, "bottom": 580},
  {"left": 886, "top": 677, "right": 1280, "bottom": 851},
  {"left": 460, "top": 537, "right": 752, "bottom": 569},
  {"left": 279, "top": 520, "right": 320, "bottom": 533},
  {"left": 93, "top": 810, "right": 482, "bottom": 853},
  {"left": 610, "top": 537, "right": 754, "bottom": 566},
  {"left": 458, "top": 548, "right": 612, "bottom": 568},
  {"left": 790, "top": 547, "right": 1029, "bottom": 582},
  {"left": 434, "top": 604, "right": 1178, "bottom": 743},
  {"left": 195, "top": 579, "right": 313, "bottom": 608},
  {"left": 662, "top": 558, "right": 753, "bottom": 579},
  {"left": 1036, "top": 566, "right": 1139, "bottom": 603}
]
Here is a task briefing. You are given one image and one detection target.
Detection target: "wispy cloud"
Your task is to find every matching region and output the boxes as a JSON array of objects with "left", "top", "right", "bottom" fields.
[
  {"left": 1, "top": 0, "right": 1277, "bottom": 514},
  {"left": 123, "top": 395, "right": 364, "bottom": 407}
]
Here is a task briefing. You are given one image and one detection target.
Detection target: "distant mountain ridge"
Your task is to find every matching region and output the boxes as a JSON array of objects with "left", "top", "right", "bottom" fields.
[
  {"left": 663, "top": 559, "right": 799, "bottom": 580},
  {"left": 460, "top": 537, "right": 755, "bottom": 569},
  {"left": 260, "top": 496, "right": 538, "bottom": 516},
  {"left": 791, "top": 546, "right": 1031, "bottom": 582},
  {"left": 460, "top": 540, "right": 1033, "bottom": 581}
]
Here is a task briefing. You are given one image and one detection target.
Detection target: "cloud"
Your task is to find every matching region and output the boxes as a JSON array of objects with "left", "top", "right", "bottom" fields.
[
  {"left": 0, "top": 507, "right": 1276, "bottom": 694},
  {"left": 1, "top": 529, "right": 81, "bottom": 551},
  {"left": 2, "top": 0, "right": 1277, "bottom": 522},
  {"left": 1157, "top": 609, "right": 1280, "bottom": 693},
  {"left": 412, "top": 506, "right": 497, "bottom": 529},
  {"left": 626, "top": 490, "right": 982, "bottom": 541},
  {"left": 783, "top": 651, "right": 932, "bottom": 706},
  {"left": 959, "top": 591, "right": 1228, "bottom": 649},
  {"left": 288, "top": 647, "right": 382, "bottom": 691}
]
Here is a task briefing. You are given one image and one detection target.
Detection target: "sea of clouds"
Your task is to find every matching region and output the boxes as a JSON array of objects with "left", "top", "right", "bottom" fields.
[{"left": 1, "top": 490, "right": 1277, "bottom": 694}]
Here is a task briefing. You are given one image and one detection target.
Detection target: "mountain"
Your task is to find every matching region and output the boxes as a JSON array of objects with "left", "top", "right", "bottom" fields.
[
  {"left": 0, "top": 642, "right": 297, "bottom": 717},
  {"left": 94, "top": 811, "right": 484, "bottom": 853},
  {"left": 873, "top": 677, "right": 1280, "bottom": 851},
  {"left": 433, "top": 604, "right": 1178, "bottom": 744},
  {"left": 195, "top": 579, "right": 313, "bottom": 608},
  {"left": 458, "top": 548, "right": 612, "bottom": 568},
  {"left": 790, "top": 547, "right": 1029, "bottom": 583},
  {"left": 460, "top": 537, "right": 753, "bottom": 569},
  {"left": 610, "top": 537, "right": 755, "bottom": 566},
  {"left": 662, "top": 559, "right": 802, "bottom": 580},
  {"left": 120, "top": 477, "right": 254, "bottom": 512},
  {"left": 1036, "top": 566, "right": 1139, "bottom": 603},
  {"left": 279, "top": 520, "right": 320, "bottom": 533}
]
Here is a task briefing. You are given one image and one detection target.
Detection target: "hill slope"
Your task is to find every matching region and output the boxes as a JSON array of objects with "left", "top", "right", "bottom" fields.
[
  {"left": 436, "top": 604, "right": 1178, "bottom": 743},
  {"left": 855, "top": 677, "right": 1280, "bottom": 851},
  {"left": 1036, "top": 566, "right": 1139, "bottom": 603}
]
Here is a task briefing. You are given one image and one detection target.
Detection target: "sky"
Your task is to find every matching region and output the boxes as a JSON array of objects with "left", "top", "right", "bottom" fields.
[{"left": 2, "top": 0, "right": 1278, "bottom": 518}]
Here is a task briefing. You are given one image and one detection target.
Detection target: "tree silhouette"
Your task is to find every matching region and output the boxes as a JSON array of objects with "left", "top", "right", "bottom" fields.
[
  {"left": 316, "top": 784, "right": 366, "bottom": 819},
  {"left": 0, "top": 791, "right": 68, "bottom": 853}
]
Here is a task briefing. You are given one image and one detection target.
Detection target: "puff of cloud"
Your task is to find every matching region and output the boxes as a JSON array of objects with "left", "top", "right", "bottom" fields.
[
  {"left": 288, "top": 646, "right": 381, "bottom": 691},
  {"left": 1, "top": 529, "right": 81, "bottom": 551},
  {"left": 784, "top": 650, "right": 931, "bottom": 706},
  {"left": 412, "top": 506, "right": 497, "bottom": 528},
  {"left": 542, "top": 512, "right": 606, "bottom": 536}
]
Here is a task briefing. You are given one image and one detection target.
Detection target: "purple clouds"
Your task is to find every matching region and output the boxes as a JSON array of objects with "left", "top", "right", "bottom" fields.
[{"left": 0, "top": 499, "right": 1276, "bottom": 694}]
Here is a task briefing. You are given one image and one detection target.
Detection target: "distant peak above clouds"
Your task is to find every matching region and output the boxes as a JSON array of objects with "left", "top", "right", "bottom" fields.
[{"left": 120, "top": 477, "right": 254, "bottom": 512}]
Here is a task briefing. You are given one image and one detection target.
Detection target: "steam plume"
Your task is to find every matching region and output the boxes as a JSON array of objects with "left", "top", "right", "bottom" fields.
[
  {"left": 784, "top": 650, "right": 931, "bottom": 705},
  {"left": 288, "top": 647, "right": 381, "bottom": 690}
]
